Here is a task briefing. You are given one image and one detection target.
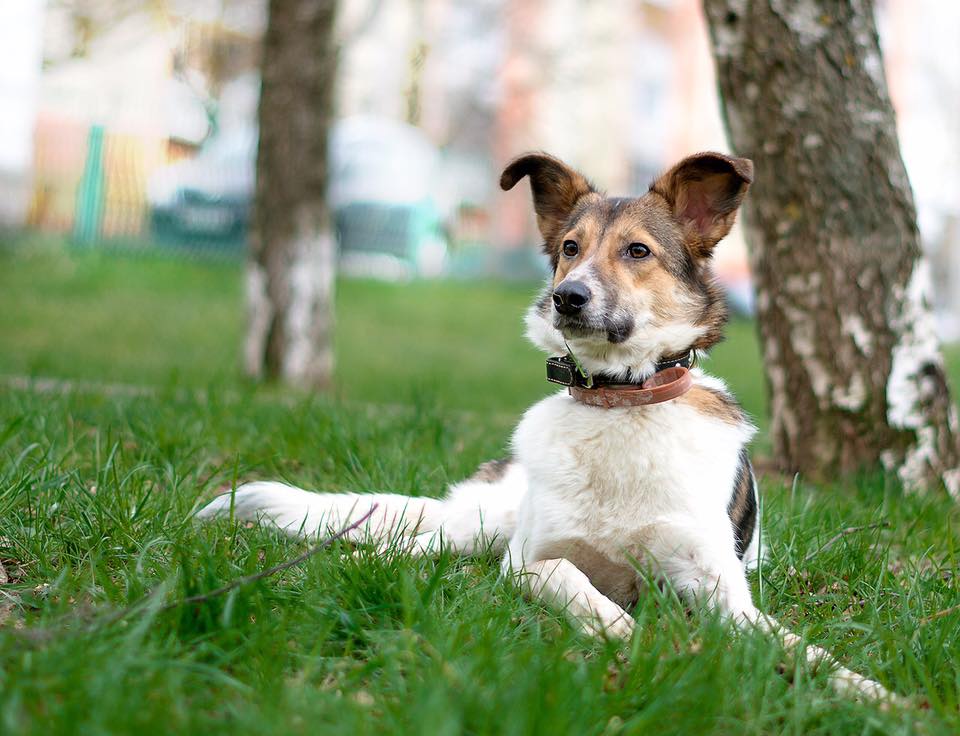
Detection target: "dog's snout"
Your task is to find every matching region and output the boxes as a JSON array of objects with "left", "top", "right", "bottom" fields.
[{"left": 552, "top": 281, "right": 592, "bottom": 315}]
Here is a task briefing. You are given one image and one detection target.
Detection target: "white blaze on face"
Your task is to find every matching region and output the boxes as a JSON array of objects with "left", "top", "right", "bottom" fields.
[{"left": 557, "top": 258, "right": 605, "bottom": 315}]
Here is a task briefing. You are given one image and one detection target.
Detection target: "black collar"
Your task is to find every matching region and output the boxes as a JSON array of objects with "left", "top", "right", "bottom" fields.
[{"left": 546, "top": 351, "right": 694, "bottom": 389}]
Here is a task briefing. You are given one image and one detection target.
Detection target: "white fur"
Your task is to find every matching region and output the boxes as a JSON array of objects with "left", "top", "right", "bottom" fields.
[
  {"left": 196, "top": 467, "right": 526, "bottom": 555},
  {"left": 504, "top": 382, "right": 753, "bottom": 593},
  {"left": 197, "top": 285, "right": 894, "bottom": 702}
]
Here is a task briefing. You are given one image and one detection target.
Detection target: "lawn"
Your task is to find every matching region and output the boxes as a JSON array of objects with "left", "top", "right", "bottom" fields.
[
  {"left": 0, "top": 237, "right": 766, "bottom": 418},
  {"left": 2, "top": 239, "right": 960, "bottom": 735}
]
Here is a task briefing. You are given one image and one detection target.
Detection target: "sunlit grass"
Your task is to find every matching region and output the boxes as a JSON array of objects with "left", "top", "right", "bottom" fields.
[
  {"left": 1, "top": 385, "right": 959, "bottom": 734},
  {"left": 2, "top": 237, "right": 960, "bottom": 734},
  {"left": 0, "top": 238, "right": 770, "bottom": 418}
]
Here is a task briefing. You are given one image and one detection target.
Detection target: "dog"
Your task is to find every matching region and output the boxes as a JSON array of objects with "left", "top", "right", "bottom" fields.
[{"left": 199, "top": 151, "right": 893, "bottom": 701}]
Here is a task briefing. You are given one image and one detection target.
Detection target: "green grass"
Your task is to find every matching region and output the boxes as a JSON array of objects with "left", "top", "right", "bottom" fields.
[
  {"left": 2, "top": 238, "right": 960, "bottom": 734},
  {"left": 0, "top": 238, "right": 767, "bottom": 419}
]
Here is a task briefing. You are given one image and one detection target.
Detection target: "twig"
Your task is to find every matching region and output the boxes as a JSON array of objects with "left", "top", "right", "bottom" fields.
[
  {"left": 173, "top": 505, "right": 377, "bottom": 608},
  {"left": 12, "top": 504, "right": 378, "bottom": 642},
  {"left": 919, "top": 603, "right": 960, "bottom": 626},
  {"left": 131, "top": 504, "right": 379, "bottom": 619},
  {"left": 802, "top": 521, "right": 889, "bottom": 564}
]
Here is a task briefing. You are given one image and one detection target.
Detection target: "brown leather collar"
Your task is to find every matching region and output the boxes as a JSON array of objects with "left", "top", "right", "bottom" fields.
[
  {"left": 569, "top": 366, "right": 693, "bottom": 408},
  {"left": 546, "top": 351, "right": 694, "bottom": 389}
]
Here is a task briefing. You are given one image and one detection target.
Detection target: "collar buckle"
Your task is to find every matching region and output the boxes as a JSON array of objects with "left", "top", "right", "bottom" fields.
[
  {"left": 546, "top": 355, "right": 580, "bottom": 387},
  {"left": 546, "top": 350, "right": 694, "bottom": 388}
]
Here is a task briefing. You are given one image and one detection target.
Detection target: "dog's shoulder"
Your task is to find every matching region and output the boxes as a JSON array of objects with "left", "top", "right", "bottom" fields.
[{"left": 677, "top": 371, "right": 755, "bottom": 433}]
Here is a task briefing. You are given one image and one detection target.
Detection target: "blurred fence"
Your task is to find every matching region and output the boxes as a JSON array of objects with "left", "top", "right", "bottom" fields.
[
  {"left": 20, "top": 113, "right": 549, "bottom": 281},
  {"left": 28, "top": 115, "right": 247, "bottom": 257}
]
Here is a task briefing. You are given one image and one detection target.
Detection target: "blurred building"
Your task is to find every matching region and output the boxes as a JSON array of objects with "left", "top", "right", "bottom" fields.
[
  {"left": 0, "top": 1, "right": 45, "bottom": 229},
  {"left": 28, "top": 0, "right": 262, "bottom": 240},
  {"left": 883, "top": 0, "right": 960, "bottom": 339},
  {"left": 11, "top": 0, "right": 960, "bottom": 333},
  {"left": 334, "top": 0, "right": 747, "bottom": 287}
]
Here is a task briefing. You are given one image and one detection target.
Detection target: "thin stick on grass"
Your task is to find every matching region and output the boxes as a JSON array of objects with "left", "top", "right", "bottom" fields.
[
  {"left": 919, "top": 603, "right": 960, "bottom": 626},
  {"left": 14, "top": 504, "right": 378, "bottom": 642},
  {"left": 153, "top": 503, "right": 380, "bottom": 614},
  {"left": 802, "top": 521, "right": 889, "bottom": 565},
  {"left": 160, "top": 503, "right": 380, "bottom": 611}
]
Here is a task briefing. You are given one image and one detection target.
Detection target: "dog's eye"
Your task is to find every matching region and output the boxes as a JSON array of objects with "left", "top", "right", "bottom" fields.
[
  {"left": 627, "top": 243, "right": 651, "bottom": 259},
  {"left": 562, "top": 240, "right": 579, "bottom": 258}
]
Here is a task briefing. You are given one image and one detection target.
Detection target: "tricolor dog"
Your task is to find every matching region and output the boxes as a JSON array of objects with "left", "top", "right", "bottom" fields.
[{"left": 199, "top": 151, "right": 892, "bottom": 700}]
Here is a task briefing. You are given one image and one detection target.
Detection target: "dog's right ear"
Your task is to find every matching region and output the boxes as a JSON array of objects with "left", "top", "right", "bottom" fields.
[
  {"left": 650, "top": 152, "right": 753, "bottom": 257},
  {"left": 500, "top": 153, "right": 595, "bottom": 258}
]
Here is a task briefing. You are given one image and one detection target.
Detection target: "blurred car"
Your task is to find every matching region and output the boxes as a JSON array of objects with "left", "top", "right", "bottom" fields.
[
  {"left": 147, "top": 127, "right": 256, "bottom": 248},
  {"left": 146, "top": 116, "right": 447, "bottom": 274},
  {"left": 329, "top": 116, "right": 447, "bottom": 278}
]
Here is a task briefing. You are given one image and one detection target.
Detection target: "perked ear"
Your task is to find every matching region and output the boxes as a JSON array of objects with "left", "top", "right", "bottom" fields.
[
  {"left": 651, "top": 152, "right": 753, "bottom": 257},
  {"left": 500, "top": 152, "right": 595, "bottom": 259}
]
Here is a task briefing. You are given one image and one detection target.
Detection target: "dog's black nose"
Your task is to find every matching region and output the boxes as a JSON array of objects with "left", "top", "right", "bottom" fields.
[{"left": 552, "top": 281, "right": 591, "bottom": 315}]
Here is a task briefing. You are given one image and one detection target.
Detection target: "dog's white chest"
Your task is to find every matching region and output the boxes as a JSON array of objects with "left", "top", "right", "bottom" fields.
[{"left": 508, "top": 389, "right": 747, "bottom": 590}]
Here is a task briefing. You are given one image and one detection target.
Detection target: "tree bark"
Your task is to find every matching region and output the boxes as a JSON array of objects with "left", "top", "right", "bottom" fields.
[
  {"left": 245, "top": 0, "right": 338, "bottom": 388},
  {"left": 702, "top": 0, "right": 960, "bottom": 495}
]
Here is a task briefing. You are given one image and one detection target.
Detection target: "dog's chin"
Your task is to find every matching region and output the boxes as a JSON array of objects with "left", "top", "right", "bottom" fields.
[{"left": 555, "top": 315, "right": 634, "bottom": 345}]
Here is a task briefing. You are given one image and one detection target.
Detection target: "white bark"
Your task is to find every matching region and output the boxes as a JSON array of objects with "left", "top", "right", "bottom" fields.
[
  {"left": 885, "top": 261, "right": 960, "bottom": 497},
  {"left": 280, "top": 229, "right": 335, "bottom": 386},
  {"left": 244, "top": 262, "right": 271, "bottom": 380}
]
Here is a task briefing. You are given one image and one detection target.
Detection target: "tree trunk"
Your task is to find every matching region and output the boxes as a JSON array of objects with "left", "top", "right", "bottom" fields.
[
  {"left": 245, "top": 0, "right": 338, "bottom": 388},
  {"left": 702, "top": 0, "right": 960, "bottom": 495}
]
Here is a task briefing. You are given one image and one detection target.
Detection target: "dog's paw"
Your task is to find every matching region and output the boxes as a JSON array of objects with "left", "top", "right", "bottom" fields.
[
  {"left": 603, "top": 614, "right": 635, "bottom": 640},
  {"left": 831, "top": 665, "right": 908, "bottom": 707},
  {"left": 581, "top": 605, "right": 634, "bottom": 640}
]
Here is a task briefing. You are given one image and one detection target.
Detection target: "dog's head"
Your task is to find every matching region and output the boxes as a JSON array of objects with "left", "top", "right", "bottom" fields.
[{"left": 501, "top": 151, "right": 752, "bottom": 379}]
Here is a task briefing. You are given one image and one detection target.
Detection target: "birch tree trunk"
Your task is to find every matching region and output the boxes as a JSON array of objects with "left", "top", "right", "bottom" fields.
[
  {"left": 245, "top": 0, "right": 338, "bottom": 388},
  {"left": 702, "top": 0, "right": 960, "bottom": 495}
]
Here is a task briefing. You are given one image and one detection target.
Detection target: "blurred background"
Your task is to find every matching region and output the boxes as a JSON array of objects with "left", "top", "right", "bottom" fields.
[{"left": 1, "top": 0, "right": 959, "bottom": 418}]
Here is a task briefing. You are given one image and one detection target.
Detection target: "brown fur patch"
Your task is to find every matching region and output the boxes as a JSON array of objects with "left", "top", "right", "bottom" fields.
[
  {"left": 641, "top": 267, "right": 684, "bottom": 323},
  {"left": 677, "top": 385, "right": 746, "bottom": 426},
  {"left": 469, "top": 458, "right": 512, "bottom": 483},
  {"left": 537, "top": 537, "right": 640, "bottom": 610}
]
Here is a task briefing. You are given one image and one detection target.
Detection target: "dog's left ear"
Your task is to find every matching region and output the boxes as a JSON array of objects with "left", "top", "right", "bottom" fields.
[
  {"left": 651, "top": 152, "right": 753, "bottom": 256},
  {"left": 500, "top": 152, "right": 595, "bottom": 263}
]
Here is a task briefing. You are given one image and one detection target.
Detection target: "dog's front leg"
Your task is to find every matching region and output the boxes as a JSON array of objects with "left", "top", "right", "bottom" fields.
[
  {"left": 658, "top": 533, "right": 895, "bottom": 702},
  {"left": 504, "top": 557, "right": 635, "bottom": 639}
]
